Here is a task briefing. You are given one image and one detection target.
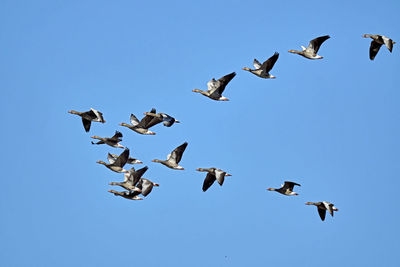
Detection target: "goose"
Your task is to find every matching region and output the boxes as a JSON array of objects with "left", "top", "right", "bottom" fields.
[
  {"left": 362, "top": 34, "right": 396, "bottom": 60},
  {"left": 288, "top": 35, "right": 330, "bottom": 59},
  {"left": 91, "top": 131, "right": 125, "bottom": 148},
  {"left": 68, "top": 108, "right": 105, "bottom": 132},
  {"left": 108, "top": 190, "right": 143, "bottom": 200},
  {"left": 96, "top": 148, "right": 129, "bottom": 173},
  {"left": 196, "top": 168, "right": 232, "bottom": 192},
  {"left": 109, "top": 166, "right": 148, "bottom": 192},
  {"left": 192, "top": 72, "right": 236, "bottom": 101},
  {"left": 119, "top": 108, "right": 161, "bottom": 135},
  {"left": 108, "top": 153, "right": 142, "bottom": 164},
  {"left": 242, "top": 52, "right": 279, "bottom": 79},
  {"left": 152, "top": 142, "right": 188, "bottom": 170},
  {"left": 267, "top": 181, "right": 301, "bottom": 196},
  {"left": 136, "top": 178, "right": 159, "bottom": 197},
  {"left": 305, "top": 201, "right": 339, "bottom": 221},
  {"left": 143, "top": 111, "right": 180, "bottom": 127}
]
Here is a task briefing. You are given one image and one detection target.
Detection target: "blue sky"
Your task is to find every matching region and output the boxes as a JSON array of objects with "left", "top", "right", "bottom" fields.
[{"left": 1, "top": 0, "right": 399, "bottom": 266}]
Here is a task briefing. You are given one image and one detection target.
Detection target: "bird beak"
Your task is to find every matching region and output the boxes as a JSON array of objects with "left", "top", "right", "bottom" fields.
[
  {"left": 175, "top": 120, "right": 181, "bottom": 123},
  {"left": 225, "top": 173, "right": 232, "bottom": 176}
]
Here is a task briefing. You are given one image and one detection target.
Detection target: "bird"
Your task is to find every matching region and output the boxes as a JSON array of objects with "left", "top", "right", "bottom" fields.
[
  {"left": 119, "top": 108, "right": 161, "bottom": 135},
  {"left": 196, "top": 168, "right": 232, "bottom": 192},
  {"left": 362, "top": 34, "right": 396, "bottom": 60},
  {"left": 109, "top": 166, "right": 148, "bottom": 192},
  {"left": 152, "top": 142, "right": 188, "bottom": 170},
  {"left": 305, "top": 201, "right": 339, "bottom": 221},
  {"left": 108, "top": 153, "right": 142, "bottom": 164},
  {"left": 192, "top": 72, "right": 236, "bottom": 101},
  {"left": 266, "top": 181, "right": 301, "bottom": 196},
  {"left": 68, "top": 108, "right": 105, "bottom": 132},
  {"left": 91, "top": 131, "right": 125, "bottom": 148},
  {"left": 242, "top": 52, "right": 279, "bottom": 79},
  {"left": 143, "top": 111, "right": 180, "bottom": 127},
  {"left": 288, "top": 35, "right": 330, "bottom": 59},
  {"left": 108, "top": 190, "right": 143, "bottom": 200},
  {"left": 96, "top": 148, "right": 130, "bottom": 173},
  {"left": 136, "top": 178, "right": 159, "bottom": 197}
]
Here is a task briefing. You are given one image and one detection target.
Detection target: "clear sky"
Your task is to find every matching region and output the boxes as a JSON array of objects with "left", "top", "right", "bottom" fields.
[{"left": 1, "top": 0, "right": 399, "bottom": 266}]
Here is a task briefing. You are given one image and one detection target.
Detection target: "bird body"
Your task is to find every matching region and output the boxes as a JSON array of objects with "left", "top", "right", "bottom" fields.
[
  {"left": 288, "top": 35, "right": 330, "bottom": 59},
  {"left": 152, "top": 142, "right": 188, "bottom": 170},
  {"left": 362, "top": 34, "right": 395, "bottom": 60},
  {"left": 305, "top": 201, "right": 339, "bottom": 221},
  {"left": 136, "top": 178, "right": 159, "bottom": 197},
  {"left": 267, "top": 181, "right": 301, "bottom": 196},
  {"left": 143, "top": 111, "right": 180, "bottom": 127},
  {"left": 192, "top": 72, "right": 236, "bottom": 101},
  {"left": 91, "top": 131, "right": 124, "bottom": 148},
  {"left": 97, "top": 149, "right": 130, "bottom": 173},
  {"left": 108, "top": 153, "right": 142, "bottom": 165},
  {"left": 119, "top": 108, "right": 161, "bottom": 135},
  {"left": 109, "top": 166, "right": 148, "bottom": 192},
  {"left": 242, "top": 52, "right": 279, "bottom": 79},
  {"left": 196, "top": 168, "right": 232, "bottom": 192},
  {"left": 68, "top": 108, "right": 105, "bottom": 132}
]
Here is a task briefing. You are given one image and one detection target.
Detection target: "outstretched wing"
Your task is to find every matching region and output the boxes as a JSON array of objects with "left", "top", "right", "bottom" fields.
[
  {"left": 216, "top": 72, "right": 236, "bottom": 95},
  {"left": 261, "top": 52, "right": 279, "bottom": 72},
  {"left": 308, "top": 35, "right": 330, "bottom": 54},
  {"left": 283, "top": 181, "right": 301, "bottom": 191},
  {"left": 130, "top": 114, "right": 140, "bottom": 126},
  {"left": 202, "top": 172, "right": 216, "bottom": 192},
  {"left": 369, "top": 40, "right": 382, "bottom": 60},
  {"left": 81, "top": 118, "right": 91, "bottom": 132},
  {"left": 317, "top": 207, "right": 326, "bottom": 221},
  {"left": 139, "top": 108, "right": 161, "bottom": 129},
  {"left": 113, "top": 148, "right": 129, "bottom": 167},
  {"left": 107, "top": 153, "right": 116, "bottom": 164},
  {"left": 169, "top": 142, "right": 188, "bottom": 164},
  {"left": 110, "top": 131, "right": 123, "bottom": 141},
  {"left": 253, "top": 58, "right": 262, "bottom": 69}
]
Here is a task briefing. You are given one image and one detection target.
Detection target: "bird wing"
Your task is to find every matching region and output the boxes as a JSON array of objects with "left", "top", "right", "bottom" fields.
[
  {"left": 382, "top": 36, "right": 394, "bottom": 52},
  {"left": 323, "top": 202, "right": 334, "bottom": 217},
  {"left": 161, "top": 113, "right": 175, "bottom": 127},
  {"left": 369, "top": 40, "right": 382, "bottom": 60},
  {"left": 138, "top": 178, "right": 154, "bottom": 196},
  {"left": 107, "top": 153, "right": 116, "bottom": 164},
  {"left": 110, "top": 131, "right": 123, "bottom": 141},
  {"left": 214, "top": 169, "right": 226, "bottom": 186},
  {"left": 130, "top": 166, "right": 148, "bottom": 186},
  {"left": 207, "top": 78, "right": 218, "bottom": 92},
  {"left": 123, "top": 168, "right": 135, "bottom": 182},
  {"left": 260, "top": 52, "right": 279, "bottom": 72},
  {"left": 138, "top": 108, "right": 161, "bottom": 129},
  {"left": 253, "top": 58, "right": 262, "bottom": 69},
  {"left": 90, "top": 108, "right": 105, "bottom": 122},
  {"left": 130, "top": 114, "right": 140, "bottom": 126},
  {"left": 308, "top": 35, "right": 330, "bottom": 54},
  {"left": 283, "top": 181, "right": 301, "bottom": 191},
  {"left": 81, "top": 118, "right": 92, "bottom": 132},
  {"left": 113, "top": 149, "right": 129, "bottom": 167},
  {"left": 215, "top": 72, "right": 236, "bottom": 95},
  {"left": 317, "top": 207, "right": 326, "bottom": 221},
  {"left": 169, "top": 142, "right": 188, "bottom": 164},
  {"left": 202, "top": 172, "right": 216, "bottom": 192}
]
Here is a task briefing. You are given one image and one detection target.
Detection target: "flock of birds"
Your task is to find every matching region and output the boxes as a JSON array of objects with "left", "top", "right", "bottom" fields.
[{"left": 68, "top": 33, "right": 395, "bottom": 221}]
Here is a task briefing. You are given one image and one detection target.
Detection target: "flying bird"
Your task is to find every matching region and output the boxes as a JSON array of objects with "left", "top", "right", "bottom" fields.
[
  {"left": 362, "top": 34, "right": 396, "bottom": 60},
  {"left": 288, "top": 35, "right": 330, "bottom": 59},
  {"left": 266, "top": 181, "right": 301, "bottom": 196},
  {"left": 108, "top": 153, "right": 142, "bottom": 165},
  {"left": 119, "top": 108, "right": 161, "bottom": 135},
  {"left": 152, "top": 142, "right": 188, "bottom": 170},
  {"left": 196, "top": 168, "right": 232, "bottom": 192},
  {"left": 242, "top": 52, "right": 279, "bottom": 79},
  {"left": 68, "top": 108, "right": 105, "bottom": 132},
  {"left": 109, "top": 166, "right": 148, "bottom": 192},
  {"left": 91, "top": 131, "right": 125, "bottom": 148},
  {"left": 192, "top": 72, "right": 236, "bottom": 101},
  {"left": 96, "top": 148, "right": 130, "bottom": 173},
  {"left": 136, "top": 178, "right": 159, "bottom": 197},
  {"left": 305, "top": 201, "right": 339, "bottom": 221},
  {"left": 143, "top": 111, "right": 180, "bottom": 127}
]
